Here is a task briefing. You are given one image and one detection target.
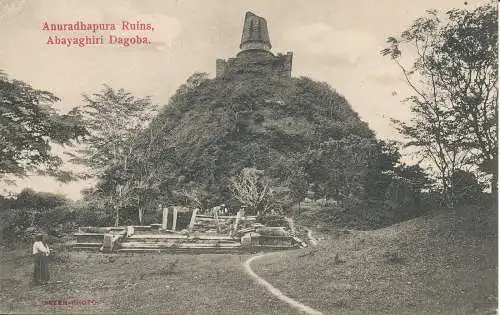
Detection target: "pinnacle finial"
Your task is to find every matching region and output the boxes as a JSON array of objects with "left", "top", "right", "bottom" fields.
[{"left": 240, "top": 11, "right": 272, "bottom": 51}]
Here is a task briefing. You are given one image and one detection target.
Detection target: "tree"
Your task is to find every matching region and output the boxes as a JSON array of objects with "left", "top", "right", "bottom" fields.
[
  {"left": 12, "top": 188, "right": 69, "bottom": 226},
  {"left": 72, "top": 86, "right": 158, "bottom": 226},
  {"left": 382, "top": 3, "right": 498, "bottom": 196},
  {"left": 1, "top": 188, "right": 73, "bottom": 241},
  {"left": 450, "top": 169, "right": 483, "bottom": 204},
  {"left": 182, "top": 181, "right": 215, "bottom": 211},
  {"left": 302, "top": 135, "right": 385, "bottom": 204},
  {"left": 230, "top": 168, "right": 273, "bottom": 215},
  {"left": 93, "top": 159, "right": 161, "bottom": 225},
  {"left": 385, "top": 164, "right": 431, "bottom": 215},
  {"left": 0, "top": 71, "right": 85, "bottom": 183},
  {"left": 363, "top": 140, "right": 402, "bottom": 201},
  {"left": 15, "top": 188, "right": 68, "bottom": 210},
  {"left": 287, "top": 167, "right": 308, "bottom": 212},
  {"left": 393, "top": 163, "right": 433, "bottom": 192}
]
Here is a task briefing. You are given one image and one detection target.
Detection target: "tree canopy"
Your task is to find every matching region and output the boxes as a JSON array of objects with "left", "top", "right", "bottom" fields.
[
  {"left": 0, "top": 71, "right": 85, "bottom": 183},
  {"left": 72, "top": 85, "right": 158, "bottom": 225},
  {"left": 382, "top": 2, "right": 498, "bottom": 195}
]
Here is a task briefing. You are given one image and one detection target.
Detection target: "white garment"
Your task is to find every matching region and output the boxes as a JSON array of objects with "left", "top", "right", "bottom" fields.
[{"left": 33, "top": 241, "right": 50, "bottom": 255}]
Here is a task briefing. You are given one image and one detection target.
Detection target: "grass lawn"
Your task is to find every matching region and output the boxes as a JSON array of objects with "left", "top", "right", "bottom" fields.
[
  {"left": 0, "top": 249, "right": 294, "bottom": 314},
  {"left": 253, "top": 205, "right": 498, "bottom": 315}
]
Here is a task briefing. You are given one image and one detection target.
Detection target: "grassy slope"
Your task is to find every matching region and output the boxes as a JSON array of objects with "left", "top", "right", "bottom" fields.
[
  {"left": 0, "top": 250, "right": 293, "bottom": 314},
  {"left": 253, "top": 204, "right": 497, "bottom": 315}
]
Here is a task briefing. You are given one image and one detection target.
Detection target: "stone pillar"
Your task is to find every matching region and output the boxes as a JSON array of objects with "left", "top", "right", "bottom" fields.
[
  {"left": 172, "top": 207, "right": 178, "bottom": 231},
  {"left": 231, "top": 208, "right": 244, "bottom": 236},
  {"left": 126, "top": 226, "right": 134, "bottom": 237},
  {"left": 162, "top": 207, "right": 169, "bottom": 230},
  {"left": 188, "top": 208, "right": 198, "bottom": 231},
  {"left": 241, "top": 233, "right": 252, "bottom": 246},
  {"left": 102, "top": 234, "right": 113, "bottom": 252},
  {"left": 284, "top": 217, "right": 295, "bottom": 236},
  {"left": 214, "top": 211, "right": 221, "bottom": 233}
]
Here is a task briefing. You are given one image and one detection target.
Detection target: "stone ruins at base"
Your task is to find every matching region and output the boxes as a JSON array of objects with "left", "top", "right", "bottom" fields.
[{"left": 216, "top": 11, "right": 293, "bottom": 79}]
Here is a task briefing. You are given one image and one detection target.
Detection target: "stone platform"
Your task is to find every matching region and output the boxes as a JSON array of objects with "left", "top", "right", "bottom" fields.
[{"left": 73, "top": 211, "right": 306, "bottom": 253}]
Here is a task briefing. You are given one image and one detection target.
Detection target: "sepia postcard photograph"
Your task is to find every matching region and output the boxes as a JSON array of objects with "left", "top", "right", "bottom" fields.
[{"left": 0, "top": 0, "right": 497, "bottom": 314}]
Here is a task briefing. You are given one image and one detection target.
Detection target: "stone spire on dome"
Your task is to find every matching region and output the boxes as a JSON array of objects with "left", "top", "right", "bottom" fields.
[
  {"left": 239, "top": 11, "right": 272, "bottom": 51},
  {"left": 216, "top": 11, "right": 292, "bottom": 78}
]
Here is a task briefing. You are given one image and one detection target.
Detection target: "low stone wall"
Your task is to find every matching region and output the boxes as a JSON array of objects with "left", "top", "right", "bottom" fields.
[
  {"left": 78, "top": 227, "right": 112, "bottom": 233},
  {"left": 74, "top": 227, "right": 126, "bottom": 251},
  {"left": 75, "top": 233, "right": 105, "bottom": 244}
]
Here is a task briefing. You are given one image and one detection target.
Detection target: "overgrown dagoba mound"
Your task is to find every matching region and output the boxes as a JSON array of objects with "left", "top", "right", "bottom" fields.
[{"left": 125, "top": 11, "right": 375, "bottom": 210}]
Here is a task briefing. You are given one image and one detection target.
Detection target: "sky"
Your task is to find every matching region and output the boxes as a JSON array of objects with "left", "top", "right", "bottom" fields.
[{"left": 0, "top": 0, "right": 485, "bottom": 199}]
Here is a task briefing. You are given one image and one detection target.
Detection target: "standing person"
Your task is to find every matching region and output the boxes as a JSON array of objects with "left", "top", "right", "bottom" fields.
[{"left": 33, "top": 234, "right": 50, "bottom": 285}]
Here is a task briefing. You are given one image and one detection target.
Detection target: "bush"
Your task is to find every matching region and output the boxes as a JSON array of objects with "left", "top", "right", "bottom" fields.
[
  {"left": 51, "top": 251, "right": 71, "bottom": 264},
  {"left": 143, "top": 211, "right": 162, "bottom": 225},
  {"left": 256, "top": 214, "right": 289, "bottom": 227},
  {"left": 451, "top": 170, "right": 483, "bottom": 204},
  {"left": 1, "top": 205, "right": 78, "bottom": 244},
  {"left": 39, "top": 206, "right": 78, "bottom": 236},
  {"left": 384, "top": 250, "right": 405, "bottom": 264},
  {"left": 1, "top": 209, "right": 33, "bottom": 242},
  {"left": 75, "top": 209, "right": 114, "bottom": 227}
]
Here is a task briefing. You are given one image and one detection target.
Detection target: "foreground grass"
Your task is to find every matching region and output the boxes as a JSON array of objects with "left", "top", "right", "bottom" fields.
[
  {"left": 0, "top": 249, "right": 293, "bottom": 314},
  {"left": 254, "top": 205, "right": 498, "bottom": 315}
]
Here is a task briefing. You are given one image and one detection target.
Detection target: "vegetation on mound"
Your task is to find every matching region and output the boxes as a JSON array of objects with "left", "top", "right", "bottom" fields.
[{"left": 127, "top": 72, "right": 375, "bottom": 202}]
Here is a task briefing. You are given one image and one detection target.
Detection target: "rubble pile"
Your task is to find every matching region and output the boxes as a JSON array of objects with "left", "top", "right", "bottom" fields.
[
  {"left": 188, "top": 209, "right": 305, "bottom": 248},
  {"left": 191, "top": 215, "right": 234, "bottom": 234}
]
